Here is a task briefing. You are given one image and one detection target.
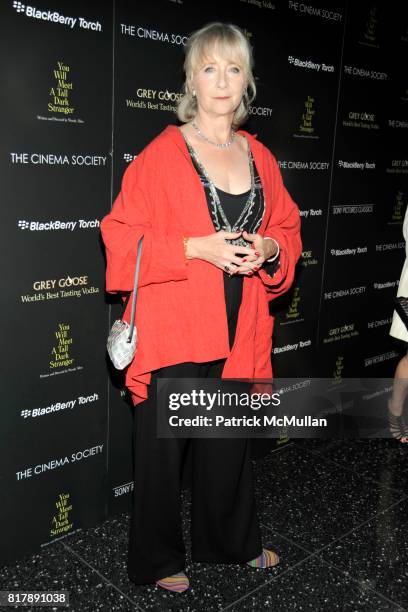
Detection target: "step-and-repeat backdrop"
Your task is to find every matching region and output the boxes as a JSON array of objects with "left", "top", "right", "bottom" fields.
[{"left": 1, "top": 0, "right": 407, "bottom": 563}]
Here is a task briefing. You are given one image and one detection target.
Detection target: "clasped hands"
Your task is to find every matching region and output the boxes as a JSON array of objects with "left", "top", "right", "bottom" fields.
[{"left": 186, "top": 230, "right": 278, "bottom": 275}]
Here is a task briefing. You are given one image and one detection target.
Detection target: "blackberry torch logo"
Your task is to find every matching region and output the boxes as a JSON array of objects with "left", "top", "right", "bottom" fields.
[
  {"left": 21, "top": 393, "right": 99, "bottom": 419},
  {"left": 17, "top": 219, "right": 99, "bottom": 231},
  {"left": 12, "top": 1, "right": 102, "bottom": 31}
]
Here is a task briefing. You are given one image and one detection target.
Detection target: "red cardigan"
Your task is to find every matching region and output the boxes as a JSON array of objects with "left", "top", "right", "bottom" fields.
[{"left": 101, "top": 125, "right": 302, "bottom": 405}]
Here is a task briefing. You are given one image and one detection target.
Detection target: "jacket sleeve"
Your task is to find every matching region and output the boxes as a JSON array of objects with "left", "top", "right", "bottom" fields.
[
  {"left": 100, "top": 145, "right": 188, "bottom": 292},
  {"left": 258, "top": 148, "right": 302, "bottom": 298}
]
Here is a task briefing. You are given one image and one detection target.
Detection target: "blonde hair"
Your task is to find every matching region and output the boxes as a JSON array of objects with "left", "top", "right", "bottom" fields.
[{"left": 176, "top": 22, "right": 256, "bottom": 129}]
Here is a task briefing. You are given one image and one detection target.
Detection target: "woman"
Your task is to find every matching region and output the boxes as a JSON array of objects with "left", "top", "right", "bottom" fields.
[
  {"left": 101, "top": 22, "right": 302, "bottom": 592},
  {"left": 389, "top": 205, "right": 408, "bottom": 442}
]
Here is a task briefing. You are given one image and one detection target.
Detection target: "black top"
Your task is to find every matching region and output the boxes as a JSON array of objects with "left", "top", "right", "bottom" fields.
[
  {"left": 185, "top": 139, "right": 265, "bottom": 349},
  {"left": 183, "top": 136, "right": 280, "bottom": 349},
  {"left": 185, "top": 139, "right": 265, "bottom": 240}
]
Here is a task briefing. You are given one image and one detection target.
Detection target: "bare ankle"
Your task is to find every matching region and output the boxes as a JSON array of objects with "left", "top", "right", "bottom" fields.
[{"left": 388, "top": 399, "right": 403, "bottom": 417}]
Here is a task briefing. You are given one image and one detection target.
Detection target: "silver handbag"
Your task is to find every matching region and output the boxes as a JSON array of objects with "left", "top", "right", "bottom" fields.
[{"left": 107, "top": 236, "right": 143, "bottom": 370}]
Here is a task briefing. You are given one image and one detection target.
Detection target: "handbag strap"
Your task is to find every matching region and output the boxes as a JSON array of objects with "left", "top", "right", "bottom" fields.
[{"left": 124, "top": 235, "right": 144, "bottom": 343}]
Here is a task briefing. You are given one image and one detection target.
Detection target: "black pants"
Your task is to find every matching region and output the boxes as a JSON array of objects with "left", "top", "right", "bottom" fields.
[{"left": 127, "top": 277, "right": 263, "bottom": 584}]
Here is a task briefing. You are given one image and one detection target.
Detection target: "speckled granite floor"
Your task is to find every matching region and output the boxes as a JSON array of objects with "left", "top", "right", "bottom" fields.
[{"left": 1, "top": 440, "right": 408, "bottom": 611}]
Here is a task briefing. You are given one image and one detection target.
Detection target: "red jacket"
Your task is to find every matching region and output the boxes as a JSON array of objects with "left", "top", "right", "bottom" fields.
[{"left": 101, "top": 125, "right": 302, "bottom": 405}]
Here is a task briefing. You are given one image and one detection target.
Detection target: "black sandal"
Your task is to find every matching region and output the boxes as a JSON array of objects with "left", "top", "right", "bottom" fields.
[{"left": 388, "top": 401, "right": 408, "bottom": 442}]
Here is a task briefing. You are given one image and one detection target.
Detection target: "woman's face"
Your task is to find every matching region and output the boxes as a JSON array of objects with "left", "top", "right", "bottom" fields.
[{"left": 191, "top": 46, "right": 247, "bottom": 120}]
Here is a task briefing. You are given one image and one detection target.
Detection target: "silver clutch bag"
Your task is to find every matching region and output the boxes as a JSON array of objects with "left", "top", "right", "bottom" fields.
[{"left": 107, "top": 236, "right": 143, "bottom": 370}]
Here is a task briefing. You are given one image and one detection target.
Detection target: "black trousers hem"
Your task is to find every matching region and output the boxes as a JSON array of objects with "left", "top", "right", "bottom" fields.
[
  {"left": 191, "top": 546, "right": 263, "bottom": 565},
  {"left": 127, "top": 560, "right": 186, "bottom": 586}
]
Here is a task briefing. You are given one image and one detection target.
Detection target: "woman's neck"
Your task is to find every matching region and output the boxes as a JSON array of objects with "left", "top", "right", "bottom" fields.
[{"left": 192, "top": 113, "right": 234, "bottom": 144}]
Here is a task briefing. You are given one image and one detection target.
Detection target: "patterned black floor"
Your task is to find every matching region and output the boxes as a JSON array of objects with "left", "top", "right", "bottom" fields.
[{"left": 1, "top": 440, "right": 408, "bottom": 611}]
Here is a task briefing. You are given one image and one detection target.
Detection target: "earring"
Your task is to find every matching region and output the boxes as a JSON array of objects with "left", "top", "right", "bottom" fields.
[{"left": 192, "top": 89, "right": 196, "bottom": 97}]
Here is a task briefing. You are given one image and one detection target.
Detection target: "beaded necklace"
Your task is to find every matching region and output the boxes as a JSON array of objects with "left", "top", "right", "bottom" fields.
[{"left": 182, "top": 135, "right": 257, "bottom": 247}]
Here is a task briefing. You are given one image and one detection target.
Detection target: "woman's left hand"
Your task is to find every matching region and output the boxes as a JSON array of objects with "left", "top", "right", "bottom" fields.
[{"left": 232, "top": 230, "right": 277, "bottom": 275}]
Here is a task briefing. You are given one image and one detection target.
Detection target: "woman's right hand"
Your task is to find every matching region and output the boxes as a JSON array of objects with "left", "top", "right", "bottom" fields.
[{"left": 186, "top": 231, "right": 259, "bottom": 273}]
